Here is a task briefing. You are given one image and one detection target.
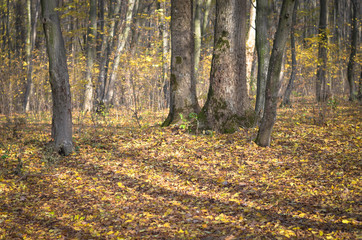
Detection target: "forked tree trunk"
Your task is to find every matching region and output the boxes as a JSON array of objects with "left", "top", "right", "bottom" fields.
[
  {"left": 103, "top": 0, "right": 137, "bottom": 104},
  {"left": 162, "top": 0, "right": 200, "bottom": 126},
  {"left": 41, "top": 0, "right": 73, "bottom": 155},
  {"left": 200, "top": 0, "right": 251, "bottom": 133},
  {"left": 83, "top": 0, "right": 97, "bottom": 112},
  {"left": 255, "top": 0, "right": 295, "bottom": 147}
]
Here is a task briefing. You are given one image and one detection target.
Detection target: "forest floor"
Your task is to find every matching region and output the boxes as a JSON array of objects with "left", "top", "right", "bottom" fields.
[{"left": 0, "top": 98, "right": 361, "bottom": 239}]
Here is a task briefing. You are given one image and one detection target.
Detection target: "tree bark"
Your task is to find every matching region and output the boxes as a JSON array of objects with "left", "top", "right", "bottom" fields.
[
  {"left": 162, "top": 0, "right": 200, "bottom": 126},
  {"left": 347, "top": 0, "right": 358, "bottom": 101},
  {"left": 83, "top": 0, "right": 97, "bottom": 112},
  {"left": 281, "top": 0, "right": 298, "bottom": 107},
  {"left": 200, "top": 0, "right": 251, "bottom": 133},
  {"left": 255, "top": 0, "right": 295, "bottom": 147},
  {"left": 316, "top": 0, "right": 329, "bottom": 102},
  {"left": 255, "top": 0, "right": 272, "bottom": 120},
  {"left": 41, "top": 0, "right": 73, "bottom": 155}
]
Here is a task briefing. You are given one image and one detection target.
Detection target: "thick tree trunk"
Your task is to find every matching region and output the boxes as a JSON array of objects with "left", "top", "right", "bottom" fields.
[
  {"left": 316, "top": 0, "right": 329, "bottom": 102},
  {"left": 200, "top": 0, "right": 251, "bottom": 133},
  {"left": 162, "top": 0, "right": 200, "bottom": 126},
  {"left": 255, "top": 0, "right": 272, "bottom": 120},
  {"left": 347, "top": 0, "right": 358, "bottom": 101},
  {"left": 41, "top": 0, "right": 73, "bottom": 155},
  {"left": 255, "top": 0, "right": 295, "bottom": 147},
  {"left": 281, "top": 0, "right": 298, "bottom": 107},
  {"left": 83, "top": 0, "right": 97, "bottom": 112},
  {"left": 24, "top": 0, "right": 39, "bottom": 112},
  {"left": 103, "top": 0, "right": 137, "bottom": 104}
]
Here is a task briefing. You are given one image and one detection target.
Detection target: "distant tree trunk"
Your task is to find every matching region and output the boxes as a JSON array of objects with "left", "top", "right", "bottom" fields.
[
  {"left": 162, "top": 0, "right": 200, "bottom": 126},
  {"left": 96, "top": 0, "right": 122, "bottom": 104},
  {"left": 41, "top": 0, "right": 73, "bottom": 155},
  {"left": 202, "top": 0, "right": 212, "bottom": 36},
  {"left": 159, "top": 1, "right": 170, "bottom": 109},
  {"left": 246, "top": 0, "right": 256, "bottom": 94},
  {"left": 316, "top": 0, "right": 329, "bottom": 102},
  {"left": 103, "top": 0, "right": 137, "bottom": 104},
  {"left": 255, "top": 0, "right": 295, "bottom": 147},
  {"left": 347, "top": 0, "right": 358, "bottom": 101},
  {"left": 200, "top": 0, "right": 252, "bottom": 133},
  {"left": 24, "top": 0, "right": 40, "bottom": 112},
  {"left": 194, "top": 0, "right": 202, "bottom": 84},
  {"left": 83, "top": 0, "right": 97, "bottom": 112},
  {"left": 255, "top": 0, "right": 272, "bottom": 120},
  {"left": 281, "top": 0, "right": 298, "bottom": 107}
]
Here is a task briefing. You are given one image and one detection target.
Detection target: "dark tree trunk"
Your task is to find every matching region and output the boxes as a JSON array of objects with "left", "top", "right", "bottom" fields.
[
  {"left": 200, "top": 0, "right": 251, "bottom": 133},
  {"left": 347, "top": 0, "right": 358, "bottom": 101},
  {"left": 281, "top": 0, "right": 298, "bottom": 107},
  {"left": 83, "top": 0, "right": 97, "bottom": 111},
  {"left": 162, "top": 0, "right": 200, "bottom": 126},
  {"left": 41, "top": 0, "right": 73, "bottom": 155},
  {"left": 255, "top": 0, "right": 272, "bottom": 120},
  {"left": 255, "top": 0, "right": 295, "bottom": 147},
  {"left": 316, "top": 0, "right": 329, "bottom": 102}
]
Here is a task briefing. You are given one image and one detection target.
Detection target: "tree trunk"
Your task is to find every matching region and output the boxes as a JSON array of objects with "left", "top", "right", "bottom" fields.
[
  {"left": 347, "top": 0, "right": 358, "bottom": 101},
  {"left": 200, "top": 0, "right": 251, "bottom": 133},
  {"left": 83, "top": 0, "right": 97, "bottom": 112},
  {"left": 24, "top": 0, "right": 40, "bottom": 112},
  {"left": 316, "top": 0, "right": 329, "bottom": 102},
  {"left": 281, "top": 0, "right": 298, "bottom": 107},
  {"left": 255, "top": 0, "right": 295, "bottom": 147},
  {"left": 103, "top": 0, "right": 137, "bottom": 104},
  {"left": 194, "top": 0, "right": 202, "bottom": 84},
  {"left": 246, "top": 0, "right": 256, "bottom": 94},
  {"left": 255, "top": 0, "right": 272, "bottom": 120},
  {"left": 41, "top": 0, "right": 73, "bottom": 155},
  {"left": 162, "top": 0, "right": 200, "bottom": 126}
]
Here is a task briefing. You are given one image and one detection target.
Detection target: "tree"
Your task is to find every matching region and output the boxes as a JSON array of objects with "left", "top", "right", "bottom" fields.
[
  {"left": 255, "top": 0, "right": 272, "bottom": 120},
  {"left": 200, "top": 0, "right": 252, "bottom": 133},
  {"left": 162, "top": 0, "right": 199, "bottom": 126},
  {"left": 316, "top": 0, "right": 329, "bottom": 102},
  {"left": 255, "top": 0, "right": 295, "bottom": 147},
  {"left": 347, "top": 0, "right": 358, "bottom": 101},
  {"left": 281, "top": 0, "right": 298, "bottom": 107},
  {"left": 82, "top": 0, "right": 97, "bottom": 112},
  {"left": 23, "top": 0, "right": 40, "bottom": 112},
  {"left": 41, "top": 0, "right": 73, "bottom": 155},
  {"left": 103, "top": 0, "right": 137, "bottom": 104}
]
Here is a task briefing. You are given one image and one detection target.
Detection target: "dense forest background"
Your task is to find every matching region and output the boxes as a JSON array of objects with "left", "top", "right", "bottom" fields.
[{"left": 0, "top": 0, "right": 360, "bottom": 115}]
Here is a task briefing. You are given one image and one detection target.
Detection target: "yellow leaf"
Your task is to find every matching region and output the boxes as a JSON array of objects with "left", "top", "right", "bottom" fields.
[
  {"left": 117, "top": 182, "right": 125, "bottom": 188},
  {"left": 342, "top": 219, "right": 350, "bottom": 224},
  {"left": 319, "top": 230, "right": 323, "bottom": 236},
  {"left": 202, "top": 224, "right": 208, "bottom": 228},
  {"left": 163, "top": 222, "right": 170, "bottom": 228}
]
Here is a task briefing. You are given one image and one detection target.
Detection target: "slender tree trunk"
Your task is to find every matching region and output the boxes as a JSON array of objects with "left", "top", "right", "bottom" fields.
[
  {"left": 246, "top": 0, "right": 256, "bottom": 94},
  {"left": 83, "top": 0, "right": 97, "bottom": 111},
  {"left": 347, "top": 0, "right": 358, "bottom": 101},
  {"left": 194, "top": 0, "right": 202, "bottom": 84},
  {"left": 41, "top": 0, "right": 73, "bottom": 155},
  {"left": 316, "top": 0, "right": 329, "bottom": 102},
  {"left": 97, "top": 0, "right": 121, "bottom": 104},
  {"left": 162, "top": 0, "right": 200, "bottom": 126},
  {"left": 255, "top": 0, "right": 272, "bottom": 120},
  {"left": 201, "top": 0, "right": 252, "bottom": 133},
  {"left": 255, "top": 0, "right": 295, "bottom": 147},
  {"left": 103, "top": 0, "right": 137, "bottom": 104},
  {"left": 281, "top": 0, "right": 298, "bottom": 107},
  {"left": 24, "top": 0, "right": 40, "bottom": 112}
]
